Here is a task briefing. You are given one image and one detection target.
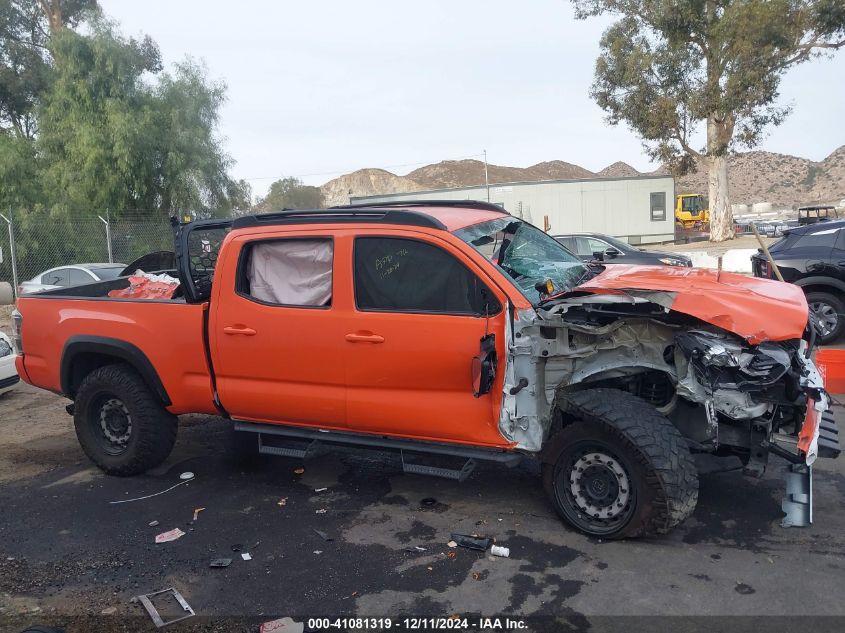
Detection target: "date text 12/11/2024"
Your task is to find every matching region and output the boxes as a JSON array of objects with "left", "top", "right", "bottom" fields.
[{"left": 306, "top": 618, "right": 528, "bottom": 630}]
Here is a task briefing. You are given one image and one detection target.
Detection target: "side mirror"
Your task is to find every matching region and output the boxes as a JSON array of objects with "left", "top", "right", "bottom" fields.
[
  {"left": 471, "top": 334, "right": 497, "bottom": 397},
  {"left": 592, "top": 251, "right": 605, "bottom": 262},
  {"left": 604, "top": 247, "right": 621, "bottom": 259}
]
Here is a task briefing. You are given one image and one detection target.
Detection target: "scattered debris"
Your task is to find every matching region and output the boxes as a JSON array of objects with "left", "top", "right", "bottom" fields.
[
  {"left": 136, "top": 587, "right": 195, "bottom": 628},
  {"left": 426, "top": 566, "right": 433, "bottom": 571},
  {"left": 447, "top": 551, "right": 457, "bottom": 559},
  {"left": 490, "top": 544, "right": 510, "bottom": 558},
  {"left": 450, "top": 533, "right": 492, "bottom": 551},
  {"left": 313, "top": 529, "right": 333, "bottom": 542},
  {"left": 314, "top": 487, "right": 328, "bottom": 492},
  {"left": 404, "top": 546, "right": 427, "bottom": 553},
  {"left": 110, "top": 478, "right": 193, "bottom": 505},
  {"left": 294, "top": 468, "right": 305, "bottom": 475},
  {"left": 420, "top": 497, "right": 437, "bottom": 507},
  {"left": 315, "top": 508, "right": 327, "bottom": 514},
  {"left": 210, "top": 558, "right": 232, "bottom": 568},
  {"left": 148, "top": 520, "right": 159, "bottom": 527},
  {"left": 241, "top": 553, "right": 252, "bottom": 561},
  {"left": 447, "top": 540, "right": 458, "bottom": 548},
  {"left": 154, "top": 528, "right": 185, "bottom": 544},
  {"left": 261, "top": 617, "right": 304, "bottom": 633},
  {"left": 313, "top": 550, "right": 323, "bottom": 555},
  {"left": 180, "top": 472, "right": 195, "bottom": 480},
  {"left": 277, "top": 497, "right": 288, "bottom": 507},
  {"left": 231, "top": 543, "right": 242, "bottom": 552},
  {"left": 192, "top": 507, "right": 205, "bottom": 521},
  {"left": 101, "top": 606, "right": 118, "bottom": 615},
  {"left": 472, "top": 572, "right": 482, "bottom": 580}
]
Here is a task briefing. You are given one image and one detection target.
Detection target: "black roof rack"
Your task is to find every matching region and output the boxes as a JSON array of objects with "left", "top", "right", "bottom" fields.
[
  {"left": 231, "top": 208, "right": 447, "bottom": 230},
  {"left": 333, "top": 199, "right": 509, "bottom": 214}
]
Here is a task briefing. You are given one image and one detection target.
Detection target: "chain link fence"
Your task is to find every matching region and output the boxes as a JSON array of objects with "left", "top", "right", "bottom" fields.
[{"left": 0, "top": 209, "right": 175, "bottom": 294}]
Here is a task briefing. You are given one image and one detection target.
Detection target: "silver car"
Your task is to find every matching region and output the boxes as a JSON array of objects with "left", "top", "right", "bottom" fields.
[{"left": 18, "top": 263, "right": 126, "bottom": 295}]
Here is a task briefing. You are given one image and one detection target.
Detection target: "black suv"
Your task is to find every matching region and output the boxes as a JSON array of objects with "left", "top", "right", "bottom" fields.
[{"left": 751, "top": 219, "right": 845, "bottom": 343}]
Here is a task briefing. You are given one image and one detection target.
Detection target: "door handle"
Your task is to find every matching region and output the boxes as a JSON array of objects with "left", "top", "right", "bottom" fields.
[
  {"left": 345, "top": 332, "right": 384, "bottom": 343},
  {"left": 223, "top": 325, "right": 257, "bottom": 336}
]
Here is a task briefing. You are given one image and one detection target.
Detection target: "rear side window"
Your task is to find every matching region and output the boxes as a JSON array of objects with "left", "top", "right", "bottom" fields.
[
  {"left": 239, "top": 238, "right": 333, "bottom": 307},
  {"left": 67, "top": 269, "right": 94, "bottom": 285},
  {"left": 354, "top": 237, "right": 500, "bottom": 315},
  {"left": 796, "top": 228, "right": 839, "bottom": 250},
  {"left": 42, "top": 268, "right": 70, "bottom": 287}
]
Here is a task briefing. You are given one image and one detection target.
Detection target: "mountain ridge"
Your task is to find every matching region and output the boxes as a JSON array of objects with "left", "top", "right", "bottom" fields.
[{"left": 319, "top": 147, "right": 845, "bottom": 208}]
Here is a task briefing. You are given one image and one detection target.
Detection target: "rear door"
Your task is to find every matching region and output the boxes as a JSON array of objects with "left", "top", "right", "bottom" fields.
[
  {"left": 209, "top": 229, "right": 348, "bottom": 428},
  {"left": 343, "top": 229, "right": 510, "bottom": 447}
]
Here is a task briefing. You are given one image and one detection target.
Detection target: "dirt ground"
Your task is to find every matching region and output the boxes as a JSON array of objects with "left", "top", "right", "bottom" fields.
[{"left": 0, "top": 379, "right": 844, "bottom": 632}]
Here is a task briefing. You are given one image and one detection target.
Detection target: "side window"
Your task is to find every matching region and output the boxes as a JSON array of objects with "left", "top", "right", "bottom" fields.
[
  {"left": 44, "top": 268, "right": 70, "bottom": 287},
  {"left": 556, "top": 236, "right": 577, "bottom": 253},
  {"left": 587, "top": 238, "right": 612, "bottom": 254},
  {"left": 238, "top": 238, "right": 333, "bottom": 307},
  {"left": 354, "top": 237, "right": 500, "bottom": 315},
  {"left": 573, "top": 237, "right": 593, "bottom": 257},
  {"left": 650, "top": 192, "right": 666, "bottom": 221},
  {"left": 796, "top": 229, "right": 839, "bottom": 250},
  {"left": 67, "top": 269, "right": 94, "bottom": 286}
]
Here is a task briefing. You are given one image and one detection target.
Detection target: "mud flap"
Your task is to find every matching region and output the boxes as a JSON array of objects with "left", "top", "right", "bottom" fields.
[{"left": 781, "top": 464, "right": 812, "bottom": 528}]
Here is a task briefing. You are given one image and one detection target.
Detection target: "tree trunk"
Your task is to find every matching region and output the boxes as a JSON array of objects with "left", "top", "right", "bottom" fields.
[{"left": 707, "top": 116, "right": 734, "bottom": 242}]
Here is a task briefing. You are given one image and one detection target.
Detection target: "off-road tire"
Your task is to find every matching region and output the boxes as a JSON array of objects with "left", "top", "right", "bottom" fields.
[
  {"left": 74, "top": 364, "right": 177, "bottom": 476},
  {"left": 542, "top": 388, "right": 698, "bottom": 539},
  {"left": 806, "top": 291, "right": 845, "bottom": 344}
]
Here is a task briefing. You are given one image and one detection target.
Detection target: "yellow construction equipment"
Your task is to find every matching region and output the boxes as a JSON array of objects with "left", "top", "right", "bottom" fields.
[{"left": 675, "top": 193, "right": 709, "bottom": 229}]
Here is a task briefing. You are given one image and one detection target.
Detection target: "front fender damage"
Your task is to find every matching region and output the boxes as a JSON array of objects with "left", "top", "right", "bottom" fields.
[{"left": 498, "top": 293, "right": 831, "bottom": 473}]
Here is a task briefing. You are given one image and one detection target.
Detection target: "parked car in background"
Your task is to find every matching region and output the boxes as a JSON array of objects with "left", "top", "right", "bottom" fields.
[
  {"left": 751, "top": 219, "right": 845, "bottom": 343},
  {"left": 0, "top": 332, "right": 19, "bottom": 396},
  {"left": 554, "top": 232, "right": 692, "bottom": 267},
  {"left": 18, "top": 263, "right": 126, "bottom": 295}
]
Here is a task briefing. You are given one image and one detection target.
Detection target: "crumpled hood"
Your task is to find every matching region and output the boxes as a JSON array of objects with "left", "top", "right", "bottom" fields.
[{"left": 576, "top": 264, "right": 809, "bottom": 344}]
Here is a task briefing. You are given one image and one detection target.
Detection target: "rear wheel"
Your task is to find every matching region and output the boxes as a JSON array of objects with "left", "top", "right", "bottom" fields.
[
  {"left": 74, "top": 364, "right": 177, "bottom": 476},
  {"left": 542, "top": 388, "right": 698, "bottom": 539},
  {"left": 806, "top": 291, "right": 845, "bottom": 344}
]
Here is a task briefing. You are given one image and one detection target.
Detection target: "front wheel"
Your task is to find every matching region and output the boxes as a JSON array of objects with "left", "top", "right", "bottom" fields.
[
  {"left": 806, "top": 291, "right": 845, "bottom": 344},
  {"left": 542, "top": 388, "right": 698, "bottom": 539},
  {"left": 74, "top": 364, "right": 177, "bottom": 476}
]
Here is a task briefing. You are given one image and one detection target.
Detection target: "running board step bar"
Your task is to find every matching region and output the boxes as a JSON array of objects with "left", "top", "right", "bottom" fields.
[
  {"left": 235, "top": 421, "right": 521, "bottom": 481},
  {"left": 401, "top": 452, "right": 477, "bottom": 482}
]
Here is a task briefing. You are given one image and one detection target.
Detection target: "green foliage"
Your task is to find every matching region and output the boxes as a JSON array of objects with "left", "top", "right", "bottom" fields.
[
  {"left": 255, "top": 177, "right": 322, "bottom": 211},
  {"left": 0, "top": 1, "right": 246, "bottom": 220},
  {"left": 573, "top": 0, "right": 845, "bottom": 168}
]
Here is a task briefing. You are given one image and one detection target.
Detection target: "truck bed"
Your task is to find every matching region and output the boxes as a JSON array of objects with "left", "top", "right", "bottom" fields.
[{"left": 15, "top": 283, "right": 217, "bottom": 415}]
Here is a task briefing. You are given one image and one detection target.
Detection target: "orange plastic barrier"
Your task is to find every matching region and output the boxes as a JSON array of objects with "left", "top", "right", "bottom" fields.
[{"left": 815, "top": 348, "right": 845, "bottom": 394}]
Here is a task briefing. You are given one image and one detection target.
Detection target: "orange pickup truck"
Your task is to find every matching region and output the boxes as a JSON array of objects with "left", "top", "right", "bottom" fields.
[{"left": 13, "top": 201, "right": 840, "bottom": 538}]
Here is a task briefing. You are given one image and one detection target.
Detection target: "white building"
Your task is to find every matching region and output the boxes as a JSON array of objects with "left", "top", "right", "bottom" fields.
[{"left": 351, "top": 175, "right": 676, "bottom": 245}]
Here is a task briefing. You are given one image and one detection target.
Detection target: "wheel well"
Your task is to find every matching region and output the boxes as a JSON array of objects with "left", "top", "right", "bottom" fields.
[
  {"left": 550, "top": 371, "right": 676, "bottom": 437},
  {"left": 800, "top": 284, "right": 843, "bottom": 298},
  {"left": 66, "top": 353, "right": 126, "bottom": 397},
  {"left": 60, "top": 336, "right": 171, "bottom": 405}
]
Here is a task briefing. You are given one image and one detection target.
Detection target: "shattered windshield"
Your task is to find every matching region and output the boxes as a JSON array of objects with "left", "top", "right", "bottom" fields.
[{"left": 455, "top": 217, "right": 588, "bottom": 304}]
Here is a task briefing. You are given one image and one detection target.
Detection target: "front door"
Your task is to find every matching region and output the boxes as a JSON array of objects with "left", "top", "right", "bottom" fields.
[
  {"left": 210, "top": 231, "right": 347, "bottom": 428},
  {"left": 343, "top": 231, "right": 509, "bottom": 447}
]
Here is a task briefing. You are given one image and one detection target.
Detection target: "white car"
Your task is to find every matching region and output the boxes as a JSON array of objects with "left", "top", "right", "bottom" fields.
[
  {"left": 18, "top": 263, "right": 126, "bottom": 295},
  {"left": 0, "top": 332, "right": 18, "bottom": 395}
]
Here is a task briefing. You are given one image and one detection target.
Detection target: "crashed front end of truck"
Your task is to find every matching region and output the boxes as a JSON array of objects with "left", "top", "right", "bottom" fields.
[{"left": 496, "top": 266, "right": 839, "bottom": 526}]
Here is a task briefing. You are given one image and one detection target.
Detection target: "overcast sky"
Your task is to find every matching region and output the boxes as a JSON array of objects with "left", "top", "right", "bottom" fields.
[{"left": 100, "top": 0, "right": 845, "bottom": 196}]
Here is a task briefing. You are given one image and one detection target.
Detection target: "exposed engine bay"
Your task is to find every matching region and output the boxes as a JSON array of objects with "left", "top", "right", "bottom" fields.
[{"left": 499, "top": 293, "right": 830, "bottom": 478}]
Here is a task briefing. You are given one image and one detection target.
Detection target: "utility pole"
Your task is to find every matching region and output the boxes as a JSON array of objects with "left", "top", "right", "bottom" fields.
[
  {"left": 98, "top": 211, "right": 113, "bottom": 263},
  {"left": 1, "top": 210, "right": 19, "bottom": 296},
  {"left": 483, "top": 149, "right": 490, "bottom": 202}
]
